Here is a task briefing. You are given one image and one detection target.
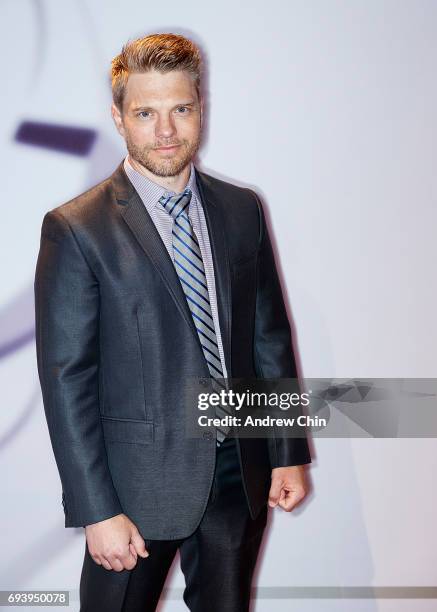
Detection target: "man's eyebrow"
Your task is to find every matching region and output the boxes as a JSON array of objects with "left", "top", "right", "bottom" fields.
[{"left": 131, "top": 101, "right": 197, "bottom": 112}]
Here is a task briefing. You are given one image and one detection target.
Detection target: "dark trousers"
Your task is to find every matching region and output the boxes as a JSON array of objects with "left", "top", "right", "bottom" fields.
[{"left": 79, "top": 436, "right": 268, "bottom": 611}]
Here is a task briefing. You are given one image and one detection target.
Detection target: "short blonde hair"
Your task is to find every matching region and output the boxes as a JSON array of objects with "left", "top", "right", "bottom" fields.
[{"left": 111, "top": 33, "right": 202, "bottom": 111}]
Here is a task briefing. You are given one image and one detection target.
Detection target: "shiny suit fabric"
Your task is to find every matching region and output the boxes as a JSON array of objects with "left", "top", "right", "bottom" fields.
[{"left": 34, "top": 160, "right": 312, "bottom": 540}]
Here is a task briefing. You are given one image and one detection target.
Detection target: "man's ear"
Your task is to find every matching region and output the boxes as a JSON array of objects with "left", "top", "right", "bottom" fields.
[{"left": 111, "top": 102, "right": 125, "bottom": 138}]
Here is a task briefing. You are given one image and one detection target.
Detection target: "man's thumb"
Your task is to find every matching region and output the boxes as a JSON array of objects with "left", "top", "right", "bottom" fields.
[
  {"left": 130, "top": 529, "right": 149, "bottom": 557},
  {"left": 268, "top": 478, "right": 283, "bottom": 508}
]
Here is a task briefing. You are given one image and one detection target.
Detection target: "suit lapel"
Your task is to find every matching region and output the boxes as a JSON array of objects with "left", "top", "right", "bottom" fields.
[
  {"left": 110, "top": 161, "right": 232, "bottom": 377},
  {"left": 194, "top": 168, "right": 232, "bottom": 377}
]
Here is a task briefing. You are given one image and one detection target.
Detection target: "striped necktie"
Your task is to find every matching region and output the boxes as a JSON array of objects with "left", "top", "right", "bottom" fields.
[{"left": 159, "top": 187, "right": 231, "bottom": 445}]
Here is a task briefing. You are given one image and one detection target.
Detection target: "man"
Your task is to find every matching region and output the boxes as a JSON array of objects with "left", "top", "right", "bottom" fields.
[{"left": 34, "top": 33, "right": 311, "bottom": 611}]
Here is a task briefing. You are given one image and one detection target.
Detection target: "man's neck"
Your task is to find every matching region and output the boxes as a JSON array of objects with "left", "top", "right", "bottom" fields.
[{"left": 127, "top": 154, "right": 192, "bottom": 193}]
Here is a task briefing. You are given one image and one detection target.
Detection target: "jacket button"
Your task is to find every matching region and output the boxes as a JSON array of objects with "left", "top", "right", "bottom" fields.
[
  {"left": 199, "top": 378, "right": 207, "bottom": 386},
  {"left": 203, "top": 431, "right": 213, "bottom": 440}
]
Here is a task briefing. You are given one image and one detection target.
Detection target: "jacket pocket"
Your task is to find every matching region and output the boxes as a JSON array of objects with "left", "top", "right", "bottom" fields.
[{"left": 101, "top": 416, "right": 154, "bottom": 444}]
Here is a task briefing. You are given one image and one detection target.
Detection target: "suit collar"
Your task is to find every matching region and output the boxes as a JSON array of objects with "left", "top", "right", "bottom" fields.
[
  {"left": 110, "top": 158, "right": 216, "bottom": 207},
  {"left": 122, "top": 156, "right": 203, "bottom": 215}
]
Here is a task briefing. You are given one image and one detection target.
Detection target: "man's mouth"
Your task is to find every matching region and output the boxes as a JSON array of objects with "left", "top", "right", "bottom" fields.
[{"left": 155, "top": 144, "right": 181, "bottom": 152}]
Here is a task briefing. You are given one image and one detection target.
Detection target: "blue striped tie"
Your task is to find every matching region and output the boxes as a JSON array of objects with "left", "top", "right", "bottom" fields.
[{"left": 159, "top": 188, "right": 231, "bottom": 445}]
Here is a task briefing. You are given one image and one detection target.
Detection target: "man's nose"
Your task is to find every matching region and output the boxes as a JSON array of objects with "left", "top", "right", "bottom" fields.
[{"left": 155, "top": 114, "right": 176, "bottom": 139}]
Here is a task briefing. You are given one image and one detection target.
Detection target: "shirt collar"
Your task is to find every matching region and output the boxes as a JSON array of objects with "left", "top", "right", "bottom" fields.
[{"left": 123, "top": 154, "right": 201, "bottom": 216}]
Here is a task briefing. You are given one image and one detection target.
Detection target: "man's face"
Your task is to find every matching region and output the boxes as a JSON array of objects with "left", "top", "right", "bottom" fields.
[{"left": 112, "top": 69, "right": 203, "bottom": 177}]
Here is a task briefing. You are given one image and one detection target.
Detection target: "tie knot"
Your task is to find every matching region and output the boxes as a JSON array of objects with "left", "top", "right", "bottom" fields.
[{"left": 159, "top": 188, "right": 192, "bottom": 221}]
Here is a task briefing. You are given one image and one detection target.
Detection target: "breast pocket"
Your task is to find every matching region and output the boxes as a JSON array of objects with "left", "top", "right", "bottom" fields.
[{"left": 101, "top": 416, "right": 154, "bottom": 445}]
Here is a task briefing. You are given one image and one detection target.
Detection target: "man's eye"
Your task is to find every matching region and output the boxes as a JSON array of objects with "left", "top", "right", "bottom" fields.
[
  {"left": 176, "top": 107, "right": 189, "bottom": 113},
  {"left": 138, "top": 111, "right": 150, "bottom": 118}
]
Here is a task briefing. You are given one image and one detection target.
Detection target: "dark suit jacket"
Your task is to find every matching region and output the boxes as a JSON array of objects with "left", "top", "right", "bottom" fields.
[{"left": 34, "top": 160, "right": 311, "bottom": 539}]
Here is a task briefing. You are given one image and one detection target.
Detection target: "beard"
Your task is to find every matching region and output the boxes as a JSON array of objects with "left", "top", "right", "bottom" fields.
[{"left": 125, "top": 131, "right": 201, "bottom": 178}]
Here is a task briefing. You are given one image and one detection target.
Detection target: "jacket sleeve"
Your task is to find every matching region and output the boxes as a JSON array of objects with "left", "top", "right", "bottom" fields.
[
  {"left": 248, "top": 189, "right": 312, "bottom": 468},
  {"left": 34, "top": 210, "right": 123, "bottom": 527}
]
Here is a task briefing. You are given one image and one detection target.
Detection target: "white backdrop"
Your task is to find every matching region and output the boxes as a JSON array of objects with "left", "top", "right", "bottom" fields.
[{"left": 1, "top": 1, "right": 436, "bottom": 610}]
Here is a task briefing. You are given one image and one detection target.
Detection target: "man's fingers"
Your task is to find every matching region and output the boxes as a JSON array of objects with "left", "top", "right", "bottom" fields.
[
  {"left": 90, "top": 553, "right": 101, "bottom": 565},
  {"left": 278, "top": 491, "right": 300, "bottom": 512},
  {"left": 111, "top": 557, "right": 125, "bottom": 572},
  {"left": 278, "top": 486, "right": 307, "bottom": 512},
  {"left": 130, "top": 529, "right": 149, "bottom": 558},
  {"left": 86, "top": 516, "right": 148, "bottom": 571},
  {"left": 117, "top": 545, "right": 140, "bottom": 570},
  {"left": 122, "top": 549, "right": 138, "bottom": 571},
  {"left": 98, "top": 556, "right": 114, "bottom": 571},
  {"left": 90, "top": 554, "right": 103, "bottom": 567},
  {"left": 92, "top": 549, "right": 137, "bottom": 571},
  {"left": 268, "top": 478, "right": 284, "bottom": 507},
  {"left": 268, "top": 479, "right": 307, "bottom": 512},
  {"left": 106, "top": 552, "right": 127, "bottom": 572},
  {"left": 100, "top": 546, "right": 135, "bottom": 571}
]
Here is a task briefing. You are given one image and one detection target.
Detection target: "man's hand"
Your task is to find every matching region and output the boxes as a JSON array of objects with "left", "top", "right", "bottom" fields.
[
  {"left": 268, "top": 465, "right": 308, "bottom": 512},
  {"left": 85, "top": 513, "right": 149, "bottom": 571}
]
